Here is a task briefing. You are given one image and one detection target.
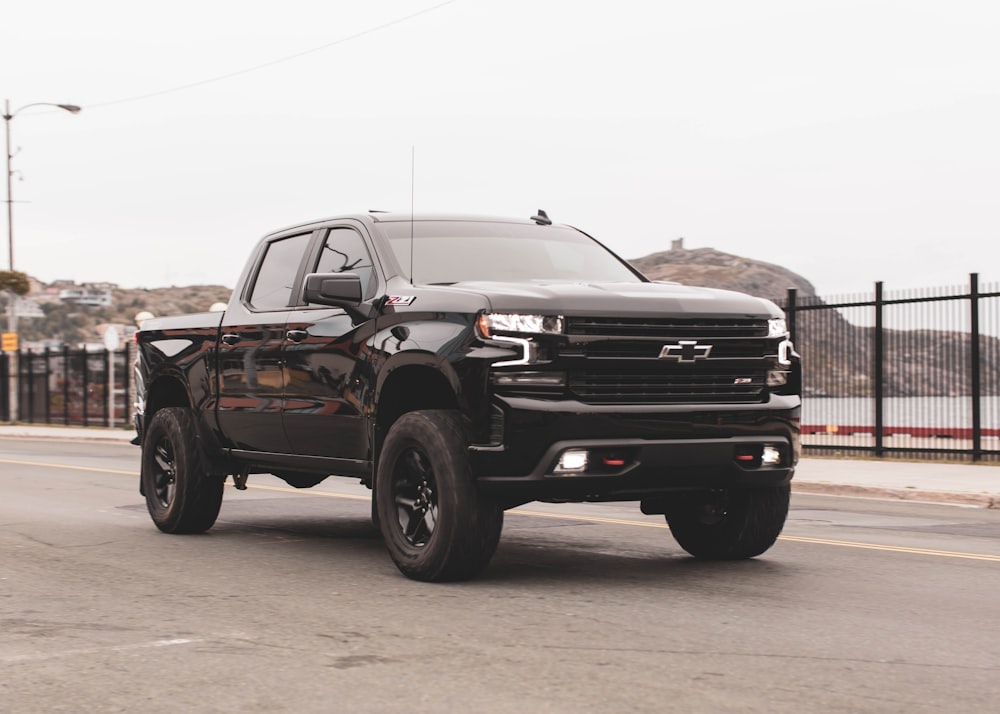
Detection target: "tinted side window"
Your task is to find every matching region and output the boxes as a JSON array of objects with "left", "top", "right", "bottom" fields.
[
  {"left": 315, "top": 228, "right": 376, "bottom": 299},
  {"left": 248, "top": 233, "right": 312, "bottom": 310}
]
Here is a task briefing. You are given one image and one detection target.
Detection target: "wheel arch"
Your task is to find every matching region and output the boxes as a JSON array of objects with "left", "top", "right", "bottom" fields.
[
  {"left": 145, "top": 373, "right": 192, "bottom": 420},
  {"left": 375, "top": 361, "right": 461, "bottom": 460},
  {"left": 142, "top": 373, "right": 231, "bottom": 477}
]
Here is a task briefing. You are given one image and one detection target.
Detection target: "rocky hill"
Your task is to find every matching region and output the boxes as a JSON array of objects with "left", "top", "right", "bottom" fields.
[{"left": 629, "top": 246, "right": 816, "bottom": 302}]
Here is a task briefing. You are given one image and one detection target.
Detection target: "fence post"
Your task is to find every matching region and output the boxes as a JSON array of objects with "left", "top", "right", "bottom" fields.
[
  {"left": 970, "top": 273, "right": 982, "bottom": 461},
  {"left": 43, "top": 347, "right": 51, "bottom": 424},
  {"left": 124, "top": 341, "right": 132, "bottom": 430},
  {"left": 6, "top": 350, "right": 17, "bottom": 424},
  {"left": 24, "top": 350, "right": 34, "bottom": 423},
  {"left": 0, "top": 352, "right": 7, "bottom": 422},
  {"left": 104, "top": 348, "right": 111, "bottom": 428},
  {"left": 62, "top": 345, "right": 70, "bottom": 425},
  {"left": 874, "top": 281, "right": 885, "bottom": 457},
  {"left": 786, "top": 288, "right": 798, "bottom": 344},
  {"left": 82, "top": 349, "right": 89, "bottom": 427}
]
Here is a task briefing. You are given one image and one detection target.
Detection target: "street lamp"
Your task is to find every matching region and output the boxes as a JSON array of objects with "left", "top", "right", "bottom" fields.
[
  {"left": 4, "top": 99, "right": 82, "bottom": 273},
  {"left": 3, "top": 99, "right": 81, "bottom": 422}
]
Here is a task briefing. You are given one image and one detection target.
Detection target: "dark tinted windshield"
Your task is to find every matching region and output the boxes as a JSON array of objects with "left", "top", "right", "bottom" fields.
[{"left": 381, "top": 220, "right": 643, "bottom": 285}]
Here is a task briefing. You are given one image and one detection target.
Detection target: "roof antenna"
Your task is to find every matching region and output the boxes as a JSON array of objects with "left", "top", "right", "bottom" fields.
[
  {"left": 410, "top": 146, "right": 415, "bottom": 285},
  {"left": 531, "top": 209, "right": 551, "bottom": 225}
]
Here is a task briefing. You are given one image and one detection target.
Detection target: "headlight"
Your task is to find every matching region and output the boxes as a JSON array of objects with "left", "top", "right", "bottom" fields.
[
  {"left": 767, "top": 317, "right": 788, "bottom": 338},
  {"left": 477, "top": 313, "right": 564, "bottom": 338}
]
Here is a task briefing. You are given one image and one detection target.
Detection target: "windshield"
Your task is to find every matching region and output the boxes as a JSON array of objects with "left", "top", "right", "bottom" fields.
[{"left": 381, "top": 220, "right": 643, "bottom": 285}]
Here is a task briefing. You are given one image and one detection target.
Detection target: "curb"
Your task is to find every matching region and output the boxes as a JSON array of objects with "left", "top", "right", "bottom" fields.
[{"left": 793, "top": 481, "right": 999, "bottom": 509}]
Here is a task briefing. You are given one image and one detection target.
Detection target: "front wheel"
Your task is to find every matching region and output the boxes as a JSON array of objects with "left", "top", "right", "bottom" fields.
[
  {"left": 664, "top": 486, "right": 790, "bottom": 560},
  {"left": 140, "top": 407, "right": 224, "bottom": 534},
  {"left": 376, "top": 410, "right": 503, "bottom": 582}
]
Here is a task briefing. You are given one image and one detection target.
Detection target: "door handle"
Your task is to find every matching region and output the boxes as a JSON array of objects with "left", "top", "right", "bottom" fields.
[
  {"left": 286, "top": 330, "right": 309, "bottom": 343},
  {"left": 221, "top": 334, "right": 242, "bottom": 346}
]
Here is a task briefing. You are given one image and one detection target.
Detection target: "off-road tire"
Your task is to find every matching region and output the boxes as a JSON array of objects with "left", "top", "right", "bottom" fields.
[
  {"left": 141, "top": 407, "right": 224, "bottom": 534},
  {"left": 665, "top": 485, "right": 790, "bottom": 560},
  {"left": 376, "top": 410, "right": 503, "bottom": 582}
]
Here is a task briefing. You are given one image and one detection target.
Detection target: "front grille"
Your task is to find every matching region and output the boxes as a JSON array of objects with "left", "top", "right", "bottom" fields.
[
  {"left": 565, "top": 317, "right": 769, "bottom": 339},
  {"left": 491, "top": 316, "right": 779, "bottom": 406},
  {"left": 568, "top": 370, "right": 766, "bottom": 404}
]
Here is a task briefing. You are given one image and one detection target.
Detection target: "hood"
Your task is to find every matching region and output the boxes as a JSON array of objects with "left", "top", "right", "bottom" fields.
[{"left": 446, "top": 281, "right": 781, "bottom": 319}]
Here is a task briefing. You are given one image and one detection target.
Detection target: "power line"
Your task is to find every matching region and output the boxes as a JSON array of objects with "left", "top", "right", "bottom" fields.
[{"left": 84, "top": 0, "right": 460, "bottom": 110}]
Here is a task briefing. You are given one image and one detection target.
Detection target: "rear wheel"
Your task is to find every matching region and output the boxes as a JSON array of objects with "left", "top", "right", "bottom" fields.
[
  {"left": 664, "top": 485, "right": 790, "bottom": 560},
  {"left": 140, "top": 407, "right": 224, "bottom": 534},
  {"left": 376, "top": 410, "right": 503, "bottom": 582}
]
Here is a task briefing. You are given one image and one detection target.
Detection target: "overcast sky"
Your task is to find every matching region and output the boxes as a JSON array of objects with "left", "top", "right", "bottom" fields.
[{"left": 3, "top": 0, "right": 998, "bottom": 297}]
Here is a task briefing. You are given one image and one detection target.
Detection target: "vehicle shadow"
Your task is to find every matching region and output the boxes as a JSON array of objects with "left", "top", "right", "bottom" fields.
[
  {"left": 485, "top": 529, "right": 791, "bottom": 587},
  {"left": 121, "top": 497, "right": 793, "bottom": 586}
]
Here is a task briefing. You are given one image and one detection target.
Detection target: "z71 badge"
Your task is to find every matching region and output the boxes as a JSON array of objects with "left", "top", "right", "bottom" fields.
[{"left": 386, "top": 296, "right": 416, "bottom": 306}]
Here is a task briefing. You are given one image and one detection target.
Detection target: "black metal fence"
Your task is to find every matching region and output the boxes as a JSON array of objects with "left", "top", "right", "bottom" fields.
[
  {"left": 3, "top": 275, "right": 999, "bottom": 461},
  {"left": 0, "top": 343, "right": 134, "bottom": 428},
  {"left": 780, "top": 273, "right": 1000, "bottom": 462}
]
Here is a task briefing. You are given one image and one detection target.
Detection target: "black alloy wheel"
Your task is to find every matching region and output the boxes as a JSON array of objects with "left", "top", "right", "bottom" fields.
[
  {"left": 664, "top": 485, "right": 790, "bottom": 560},
  {"left": 140, "top": 407, "right": 224, "bottom": 534},
  {"left": 148, "top": 437, "right": 177, "bottom": 510},
  {"left": 392, "top": 448, "right": 439, "bottom": 547},
  {"left": 376, "top": 410, "right": 503, "bottom": 582}
]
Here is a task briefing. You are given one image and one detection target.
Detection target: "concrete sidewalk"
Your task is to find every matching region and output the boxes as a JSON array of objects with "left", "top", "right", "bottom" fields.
[
  {"left": 1, "top": 423, "right": 997, "bottom": 508},
  {"left": 0, "top": 424, "right": 136, "bottom": 443},
  {"left": 793, "top": 458, "right": 999, "bottom": 508}
]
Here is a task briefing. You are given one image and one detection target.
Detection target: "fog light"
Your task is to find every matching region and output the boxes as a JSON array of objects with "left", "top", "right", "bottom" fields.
[
  {"left": 556, "top": 449, "right": 589, "bottom": 473},
  {"left": 762, "top": 446, "right": 782, "bottom": 466}
]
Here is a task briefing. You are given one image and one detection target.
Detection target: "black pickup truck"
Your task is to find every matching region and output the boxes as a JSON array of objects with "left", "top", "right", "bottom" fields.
[{"left": 134, "top": 211, "right": 800, "bottom": 581}]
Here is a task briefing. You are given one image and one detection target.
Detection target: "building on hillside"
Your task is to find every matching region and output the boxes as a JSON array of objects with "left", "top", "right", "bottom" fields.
[{"left": 58, "top": 286, "right": 113, "bottom": 307}]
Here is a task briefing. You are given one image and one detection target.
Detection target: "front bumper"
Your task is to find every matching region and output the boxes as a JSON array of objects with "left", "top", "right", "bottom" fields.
[{"left": 470, "top": 394, "right": 800, "bottom": 502}]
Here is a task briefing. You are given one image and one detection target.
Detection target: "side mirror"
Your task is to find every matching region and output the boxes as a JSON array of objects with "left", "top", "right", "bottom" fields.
[
  {"left": 302, "top": 272, "right": 376, "bottom": 323},
  {"left": 303, "top": 272, "right": 363, "bottom": 306}
]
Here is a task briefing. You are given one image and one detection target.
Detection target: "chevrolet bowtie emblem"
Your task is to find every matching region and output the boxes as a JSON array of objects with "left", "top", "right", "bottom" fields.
[{"left": 659, "top": 341, "right": 712, "bottom": 362}]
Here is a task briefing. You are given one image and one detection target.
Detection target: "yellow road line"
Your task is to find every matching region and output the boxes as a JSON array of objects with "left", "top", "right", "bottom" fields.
[
  {"left": 515, "top": 509, "right": 1000, "bottom": 561},
  {"left": 246, "top": 482, "right": 371, "bottom": 502},
  {"left": 779, "top": 535, "right": 1000, "bottom": 562},
  {"left": 4, "top": 458, "right": 999, "bottom": 562},
  {"left": 514, "top": 508, "right": 671, "bottom": 529},
  {"left": 0, "top": 458, "right": 135, "bottom": 476}
]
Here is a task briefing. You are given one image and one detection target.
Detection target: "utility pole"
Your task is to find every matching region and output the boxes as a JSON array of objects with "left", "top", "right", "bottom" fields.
[{"left": 3, "top": 99, "right": 81, "bottom": 422}]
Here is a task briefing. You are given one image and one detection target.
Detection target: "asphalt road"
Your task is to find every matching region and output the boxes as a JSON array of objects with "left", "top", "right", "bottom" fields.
[{"left": 2, "top": 438, "right": 999, "bottom": 713}]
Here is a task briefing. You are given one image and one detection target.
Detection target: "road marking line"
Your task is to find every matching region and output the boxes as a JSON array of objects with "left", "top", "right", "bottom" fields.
[
  {"left": 513, "top": 508, "right": 671, "bottom": 529},
  {"left": 0, "top": 458, "right": 134, "bottom": 476},
  {"left": 244, "top": 482, "right": 371, "bottom": 501},
  {"left": 4, "top": 458, "right": 998, "bottom": 563},
  {"left": 779, "top": 535, "right": 1000, "bottom": 562},
  {"left": 3, "top": 638, "right": 198, "bottom": 664}
]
